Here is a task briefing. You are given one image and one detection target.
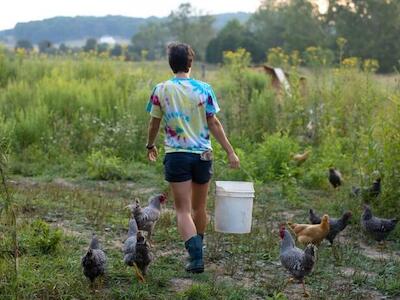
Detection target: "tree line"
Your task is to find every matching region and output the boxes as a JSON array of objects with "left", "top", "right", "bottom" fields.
[{"left": 13, "top": 0, "right": 400, "bottom": 72}]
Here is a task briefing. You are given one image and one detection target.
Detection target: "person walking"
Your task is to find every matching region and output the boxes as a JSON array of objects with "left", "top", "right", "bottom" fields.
[{"left": 146, "top": 42, "right": 240, "bottom": 273}]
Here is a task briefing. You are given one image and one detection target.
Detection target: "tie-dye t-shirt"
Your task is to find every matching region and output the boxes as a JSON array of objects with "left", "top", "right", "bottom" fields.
[{"left": 146, "top": 77, "right": 220, "bottom": 154}]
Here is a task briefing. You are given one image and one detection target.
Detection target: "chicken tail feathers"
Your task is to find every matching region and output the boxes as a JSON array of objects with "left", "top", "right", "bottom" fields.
[
  {"left": 308, "top": 209, "right": 321, "bottom": 224},
  {"left": 303, "top": 244, "right": 317, "bottom": 273}
]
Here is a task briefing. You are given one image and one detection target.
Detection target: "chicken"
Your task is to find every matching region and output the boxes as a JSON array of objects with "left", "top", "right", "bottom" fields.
[
  {"left": 279, "top": 226, "right": 317, "bottom": 298},
  {"left": 293, "top": 150, "right": 311, "bottom": 165},
  {"left": 123, "top": 218, "right": 139, "bottom": 266},
  {"left": 123, "top": 218, "right": 146, "bottom": 283},
  {"left": 126, "top": 193, "right": 167, "bottom": 242},
  {"left": 361, "top": 205, "right": 398, "bottom": 242},
  {"left": 309, "top": 209, "right": 352, "bottom": 245},
  {"left": 351, "top": 178, "right": 381, "bottom": 200},
  {"left": 328, "top": 168, "right": 342, "bottom": 188},
  {"left": 292, "top": 150, "right": 311, "bottom": 165},
  {"left": 369, "top": 178, "right": 381, "bottom": 198},
  {"left": 81, "top": 234, "right": 107, "bottom": 285},
  {"left": 134, "top": 231, "right": 153, "bottom": 277},
  {"left": 288, "top": 215, "right": 330, "bottom": 245}
]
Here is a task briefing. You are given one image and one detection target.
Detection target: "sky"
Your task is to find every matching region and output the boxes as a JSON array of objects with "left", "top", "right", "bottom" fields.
[{"left": 0, "top": 0, "right": 263, "bottom": 30}]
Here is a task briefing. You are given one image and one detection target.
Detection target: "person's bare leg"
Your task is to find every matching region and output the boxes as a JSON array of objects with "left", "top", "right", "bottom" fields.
[
  {"left": 191, "top": 181, "right": 210, "bottom": 235},
  {"left": 171, "top": 180, "right": 197, "bottom": 241}
]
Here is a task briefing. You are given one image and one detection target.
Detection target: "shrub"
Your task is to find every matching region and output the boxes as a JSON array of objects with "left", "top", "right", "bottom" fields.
[
  {"left": 251, "top": 133, "right": 300, "bottom": 181},
  {"left": 86, "top": 150, "right": 125, "bottom": 180},
  {"left": 30, "top": 220, "right": 62, "bottom": 255}
]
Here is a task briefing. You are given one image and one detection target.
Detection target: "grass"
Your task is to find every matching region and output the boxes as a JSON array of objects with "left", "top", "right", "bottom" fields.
[
  {"left": 0, "top": 169, "right": 399, "bottom": 299},
  {"left": 0, "top": 48, "right": 399, "bottom": 299}
]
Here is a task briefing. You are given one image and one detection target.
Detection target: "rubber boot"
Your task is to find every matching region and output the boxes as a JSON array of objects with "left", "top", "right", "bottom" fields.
[{"left": 184, "top": 235, "right": 204, "bottom": 273}]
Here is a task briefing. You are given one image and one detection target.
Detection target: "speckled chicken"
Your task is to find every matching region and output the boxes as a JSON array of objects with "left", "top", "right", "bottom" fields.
[
  {"left": 123, "top": 218, "right": 139, "bottom": 266},
  {"left": 126, "top": 193, "right": 167, "bottom": 242},
  {"left": 328, "top": 168, "right": 342, "bottom": 188},
  {"left": 361, "top": 205, "right": 398, "bottom": 242},
  {"left": 288, "top": 215, "right": 330, "bottom": 245},
  {"left": 123, "top": 218, "right": 146, "bottom": 282},
  {"left": 134, "top": 231, "right": 153, "bottom": 276},
  {"left": 81, "top": 234, "right": 107, "bottom": 284},
  {"left": 279, "top": 226, "right": 317, "bottom": 297},
  {"left": 309, "top": 209, "right": 352, "bottom": 245},
  {"left": 351, "top": 178, "right": 381, "bottom": 200}
]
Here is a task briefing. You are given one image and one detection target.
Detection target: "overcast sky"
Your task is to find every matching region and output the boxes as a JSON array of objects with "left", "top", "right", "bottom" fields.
[{"left": 0, "top": 0, "right": 263, "bottom": 30}]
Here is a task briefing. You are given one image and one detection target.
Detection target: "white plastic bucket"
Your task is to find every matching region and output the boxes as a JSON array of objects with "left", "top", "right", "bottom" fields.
[{"left": 214, "top": 181, "right": 255, "bottom": 234}]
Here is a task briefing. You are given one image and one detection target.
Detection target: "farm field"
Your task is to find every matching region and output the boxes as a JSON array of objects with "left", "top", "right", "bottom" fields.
[{"left": 0, "top": 49, "right": 400, "bottom": 299}]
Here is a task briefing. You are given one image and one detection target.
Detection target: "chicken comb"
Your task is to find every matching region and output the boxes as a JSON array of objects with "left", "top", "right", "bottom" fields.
[
  {"left": 160, "top": 192, "right": 168, "bottom": 203},
  {"left": 279, "top": 224, "right": 286, "bottom": 239}
]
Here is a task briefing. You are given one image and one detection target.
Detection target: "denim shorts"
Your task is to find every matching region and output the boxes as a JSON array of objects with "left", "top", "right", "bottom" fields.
[{"left": 163, "top": 152, "right": 213, "bottom": 184}]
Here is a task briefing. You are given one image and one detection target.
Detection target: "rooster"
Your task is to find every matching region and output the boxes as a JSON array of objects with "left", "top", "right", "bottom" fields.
[
  {"left": 81, "top": 234, "right": 107, "bottom": 285},
  {"left": 309, "top": 209, "right": 352, "bottom": 245},
  {"left": 279, "top": 226, "right": 317, "bottom": 298},
  {"left": 126, "top": 193, "right": 167, "bottom": 243},
  {"left": 328, "top": 168, "right": 342, "bottom": 188},
  {"left": 361, "top": 205, "right": 398, "bottom": 242},
  {"left": 123, "top": 218, "right": 146, "bottom": 283},
  {"left": 288, "top": 215, "right": 330, "bottom": 245}
]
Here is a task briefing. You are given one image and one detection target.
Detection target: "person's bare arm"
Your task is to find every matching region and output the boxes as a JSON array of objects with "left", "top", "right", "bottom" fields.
[
  {"left": 207, "top": 115, "right": 239, "bottom": 168},
  {"left": 146, "top": 117, "right": 162, "bottom": 161}
]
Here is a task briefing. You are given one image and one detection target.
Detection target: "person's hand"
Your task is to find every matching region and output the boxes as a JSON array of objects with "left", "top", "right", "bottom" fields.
[
  {"left": 227, "top": 151, "right": 240, "bottom": 169},
  {"left": 147, "top": 146, "right": 158, "bottom": 162}
]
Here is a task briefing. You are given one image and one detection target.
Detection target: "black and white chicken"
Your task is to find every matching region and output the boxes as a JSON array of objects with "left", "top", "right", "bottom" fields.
[
  {"left": 361, "top": 205, "right": 398, "bottom": 242},
  {"left": 328, "top": 168, "right": 342, "bottom": 188},
  {"left": 279, "top": 226, "right": 317, "bottom": 297},
  {"left": 81, "top": 234, "right": 107, "bottom": 285},
  {"left": 126, "top": 193, "right": 167, "bottom": 243},
  {"left": 123, "top": 218, "right": 151, "bottom": 282}
]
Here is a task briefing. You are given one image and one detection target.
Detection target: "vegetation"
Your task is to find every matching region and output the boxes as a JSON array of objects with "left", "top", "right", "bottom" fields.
[
  {"left": 0, "top": 42, "right": 399, "bottom": 299},
  {"left": 4, "top": 1, "right": 399, "bottom": 73}
]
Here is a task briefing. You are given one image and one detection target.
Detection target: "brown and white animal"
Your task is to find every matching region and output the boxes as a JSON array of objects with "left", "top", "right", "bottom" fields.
[
  {"left": 126, "top": 193, "right": 167, "bottom": 242},
  {"left": 279, "top": 226, "right": 317, "bottom": 298}
]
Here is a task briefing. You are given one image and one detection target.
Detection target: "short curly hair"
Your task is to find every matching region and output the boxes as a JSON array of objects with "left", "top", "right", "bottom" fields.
[{"left": 167, "top": 43, "right": 195, "bottom": 74}]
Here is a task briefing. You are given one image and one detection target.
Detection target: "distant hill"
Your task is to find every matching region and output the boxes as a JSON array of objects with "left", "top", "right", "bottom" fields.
[{"left": 0, "top": 13, "right": 250, "bottom": 46}]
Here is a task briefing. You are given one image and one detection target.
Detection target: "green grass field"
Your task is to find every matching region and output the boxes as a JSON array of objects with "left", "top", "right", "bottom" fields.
[{"left": 0, "top": 49, "right": 399, "bottom": 299}]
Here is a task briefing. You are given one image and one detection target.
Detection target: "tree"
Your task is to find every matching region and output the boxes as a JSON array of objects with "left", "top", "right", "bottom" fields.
[
  {"left": 281, "top": 0, "right": 328, "bottom": 52},
  {"left": 131, "top": 21, "right": 168, "bottom": 60},
  {"left": 249, "top": 0, "right": 327, "bottom": 56},
  {"left": 59, "top": 43, "right": 69, "bottom": 53},
  {"left": 326, "top": 0, "right": 400, "bottom": 72},
  {"left": 14, "top": 39, "right": 33, "bottom": 51},
  {"left": 110, "top": 44, "right": 123, "bottom": 57},
  {"left": 97, "top": 43, "right": 109, "bottom": 53},
  {"left": 167, "top": 3, "right": 215, "bottom": 60},
  {"left": 83, "top": 38, "right": 97, "bottom": 52},
  {"left": 38, "top": 40, "right": 53, "bottom": 53},
  {"left": 206, "top": 20, "right": 262, "bottom": 63}
]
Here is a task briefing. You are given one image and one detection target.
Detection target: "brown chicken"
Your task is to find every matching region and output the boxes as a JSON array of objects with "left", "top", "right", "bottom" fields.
[
  {"left": 292, "top": 150, "right": 311, "bottom": 165},
  {"left": 288, "top": 215, "right": 330, "bottom": 245}
]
